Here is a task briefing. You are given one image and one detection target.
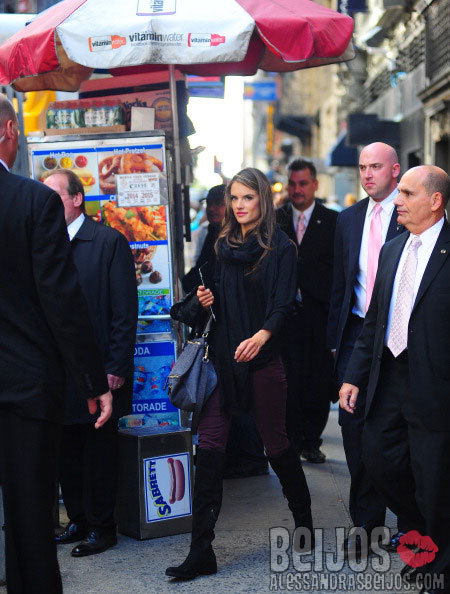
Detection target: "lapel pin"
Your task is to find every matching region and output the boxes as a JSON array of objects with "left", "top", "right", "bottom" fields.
[
  {"left": 441, "top": 249, "right": 447, "bottom": 254},
  {"left": 317, "top": 220, "right": 321, "bottom": 224}
]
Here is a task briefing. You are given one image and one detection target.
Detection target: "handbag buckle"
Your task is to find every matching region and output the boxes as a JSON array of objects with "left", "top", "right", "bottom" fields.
[{"left": 203, "top": 343, "right": 210, "bottom": 362}]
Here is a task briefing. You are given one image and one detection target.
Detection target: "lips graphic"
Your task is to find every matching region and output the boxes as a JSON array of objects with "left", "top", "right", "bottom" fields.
[{"left": 397, "top": 530, "right": 439, "bottom": 567}]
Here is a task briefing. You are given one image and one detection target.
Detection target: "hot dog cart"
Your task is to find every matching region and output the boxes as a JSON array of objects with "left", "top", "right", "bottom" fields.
[{"left": 27, "top": 129, "right": 193, "bottom": 538}]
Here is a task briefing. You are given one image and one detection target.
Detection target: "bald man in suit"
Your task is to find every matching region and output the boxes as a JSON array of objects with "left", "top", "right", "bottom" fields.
[
  {"left": 327, "top": 143, "right": 407, "bottom": 550},
  {"left": 341, "top": 166, "right": 450, "bottom": 594}
]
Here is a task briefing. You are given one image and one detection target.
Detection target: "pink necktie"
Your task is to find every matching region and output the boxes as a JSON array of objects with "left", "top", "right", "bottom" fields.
[
  {"left": 366, "top": 204, "right": 383, "bottom": 312},
  {"left": 296, "top": 213, "right": 306, "bottom": 245},
  {"left": 387, "top": 235, "right": 422, "bottom": 357}
]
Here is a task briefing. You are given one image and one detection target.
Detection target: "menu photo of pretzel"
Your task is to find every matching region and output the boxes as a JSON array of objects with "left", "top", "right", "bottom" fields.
[
  {"left": 101, "top": 201, "right": 167, "bottom": 242},
  {"left": 98, "top": 149, "right": 164, "bottom": 196}
]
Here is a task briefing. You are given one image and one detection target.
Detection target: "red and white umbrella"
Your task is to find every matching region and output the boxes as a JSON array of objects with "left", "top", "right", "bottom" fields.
[
  {"left": 0, "top": 0, "right": 353, "bottom": 242},
  {"left": 0, "top": 0, "right": 354, "bottom": 92}
]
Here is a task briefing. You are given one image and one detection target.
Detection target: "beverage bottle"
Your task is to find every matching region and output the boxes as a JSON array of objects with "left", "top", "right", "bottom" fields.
[
  {"left": 46, "top": 102, "right": 56, "bottom": 129},
  {"left": 84, "top": 100, "right": 94, "bottom": 127}
]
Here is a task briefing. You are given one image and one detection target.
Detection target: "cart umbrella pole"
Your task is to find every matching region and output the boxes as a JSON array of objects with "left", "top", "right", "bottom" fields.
[{"left": 169, "top": 64, "right": 184, "bottom": 252}]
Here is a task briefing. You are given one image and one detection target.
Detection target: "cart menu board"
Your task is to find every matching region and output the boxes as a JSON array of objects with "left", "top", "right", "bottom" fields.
[
  {"left": 29, "top": 137, "right": 172, "bottom": 318},
  {"left": 28, "top": 134, "right": 180, "bottom": 429},
  {"left": 127, "top": 341, "right": 179, "bottom": 429}
]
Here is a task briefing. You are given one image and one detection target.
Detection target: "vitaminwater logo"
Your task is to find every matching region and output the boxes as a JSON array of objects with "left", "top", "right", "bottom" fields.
[
  {"left": 128, "top": 31, "right": 183, "bottom": 44},
  {"left": 187, "top": 33, "right": 226, "bottom": 47},
  {"left": 88, "top": 35, "right": 127, "bottom": 52}
]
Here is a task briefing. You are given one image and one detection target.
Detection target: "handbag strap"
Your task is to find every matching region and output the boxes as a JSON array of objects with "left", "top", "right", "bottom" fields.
[
  {"left": 191, "top": 355, "right": 210, "bottom": 434},
  {"left": 202, "top": 314, "right": 213, "bottom": 337}
]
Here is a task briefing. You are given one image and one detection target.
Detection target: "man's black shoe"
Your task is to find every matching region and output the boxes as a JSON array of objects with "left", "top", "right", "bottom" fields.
[
  {"left": 54, "top": 521, "right": 88, "bottom": 544},
  {"left": 71, "top": 529, "right": 117, "bottom": 557},
  {"left": 381, "top": 531, "right": 406, "bottom": 552},
  {"left": 301, "top": 447, "right": 326, "bottom": 464}
]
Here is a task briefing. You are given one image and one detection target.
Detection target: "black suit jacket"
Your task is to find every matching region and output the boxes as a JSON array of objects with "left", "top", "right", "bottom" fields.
[
  {"left": 344, "top": 220, "right": 450, "bottom": 431},
  {"left": 0, "top": 166, "right": 108, "bottom": 423},
  {"left": 327, "top": 197, "right": 405, "bottom": 359},
  {"left": 276, "top": 201, "right": 338, "bottom": 308},
  {"left": 65, "top": 216, "right": 138, "bottom": 424},
  {"left": 277, "top": 201, "right": 338, "bottom": 400}
]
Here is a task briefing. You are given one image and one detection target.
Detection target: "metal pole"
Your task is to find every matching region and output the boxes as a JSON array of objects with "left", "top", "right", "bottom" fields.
[
  {"left": 169, "top": 65, "right": 184, "bottom": 253},
  {"left": 169, "top": 65, "right": 181, "bottom": 187}
]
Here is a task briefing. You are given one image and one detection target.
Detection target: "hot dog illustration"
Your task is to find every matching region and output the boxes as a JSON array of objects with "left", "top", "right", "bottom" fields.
[{"left": 168, "top": 457, "right": 185, "bottom": 504}]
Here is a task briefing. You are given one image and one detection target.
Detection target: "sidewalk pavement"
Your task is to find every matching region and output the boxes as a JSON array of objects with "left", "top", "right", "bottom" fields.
[{"left": 1, "top": 406, "right": 419, "bottom": 593}]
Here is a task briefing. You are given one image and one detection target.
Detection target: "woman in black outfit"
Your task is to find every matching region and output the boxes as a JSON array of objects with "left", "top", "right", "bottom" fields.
[{"left": 166, "top": 168, "right": 313, "bottom": 580}]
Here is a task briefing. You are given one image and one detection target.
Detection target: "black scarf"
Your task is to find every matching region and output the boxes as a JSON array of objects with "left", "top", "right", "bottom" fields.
[{"left": 215, "top": 235, "right": 264, "bottom": 413}]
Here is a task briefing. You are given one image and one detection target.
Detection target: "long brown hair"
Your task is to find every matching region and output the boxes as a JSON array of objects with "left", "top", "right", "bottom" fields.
[{"left": 215, "top": 168, "right": 275, "bottom": 264}]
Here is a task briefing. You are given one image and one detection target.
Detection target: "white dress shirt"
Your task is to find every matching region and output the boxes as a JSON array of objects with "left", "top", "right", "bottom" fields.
[
  {"left": 352, "top": 188, "right": 398, "bottom": 318},
  {"left": 291, "top": 200, "right": 316, "bottom": 234},
  {"left": 385, "top": 216, "right": 445, "bottom": 344},
  {"left": 0, "top": 158, "right": 9, "bottom": 171},
  {"left": 67, "top": 213, "right": 85, "bottom": 241}
]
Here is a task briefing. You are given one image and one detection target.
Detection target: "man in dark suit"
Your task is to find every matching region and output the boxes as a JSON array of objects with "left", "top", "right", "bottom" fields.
[
  {"left": 44, "top": 169, "right": 137, "bottom": 557},
  {"left": 327, "top": 142, "right": 406, "bottom": 545},
  {"left": 0, "top": 96, "right": 112, "bottom": 592},
  {"left": 277, "top": 159, "right": 337, "bottom": 463},
  {"left": 340, "top": 166, "right": 450, "bottom": 594}
]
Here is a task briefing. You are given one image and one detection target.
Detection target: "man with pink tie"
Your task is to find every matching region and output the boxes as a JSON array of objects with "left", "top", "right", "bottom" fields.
[{"left": 327, "top": 142, "right": 407, "bottom": 553}]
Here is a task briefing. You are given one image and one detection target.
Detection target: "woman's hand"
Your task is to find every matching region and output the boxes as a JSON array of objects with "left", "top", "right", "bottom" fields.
[
  {"left": 197, "top": 285, "right": 214, "bottom": 310},
  {"left": 234, "top": 329, "right": 272, "bottom": 363}
]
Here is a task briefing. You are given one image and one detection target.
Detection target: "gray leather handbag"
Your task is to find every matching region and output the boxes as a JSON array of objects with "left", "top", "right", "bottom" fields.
[{"left": 166, "top": 316, "right": 217, "bottom": 432}]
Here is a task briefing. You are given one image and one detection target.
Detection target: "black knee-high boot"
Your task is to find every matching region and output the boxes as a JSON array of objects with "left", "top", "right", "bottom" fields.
[
  {"left": 166, "top": 448, "right": 226, "bottom": 579},
  {"left": 269, "top": 445, "right": 314, "bottom": 549}
]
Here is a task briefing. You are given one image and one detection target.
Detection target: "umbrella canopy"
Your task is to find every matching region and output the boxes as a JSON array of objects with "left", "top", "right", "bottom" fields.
[{"left": 0, "top": 0, "right": 354, "bottom": 92}]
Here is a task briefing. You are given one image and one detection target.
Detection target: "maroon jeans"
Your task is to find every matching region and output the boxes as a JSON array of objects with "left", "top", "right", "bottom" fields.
[{"left": 197, "top": 358, "right": 290, "bottom": 458}]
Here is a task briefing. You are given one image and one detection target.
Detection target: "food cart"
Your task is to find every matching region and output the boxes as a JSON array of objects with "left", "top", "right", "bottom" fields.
[{"left": 27, "top": 115, "right": 194, "bottom": 537}]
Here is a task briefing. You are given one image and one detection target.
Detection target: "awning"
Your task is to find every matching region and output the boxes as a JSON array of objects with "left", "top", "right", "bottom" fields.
[
  {"left": 359, "top": 25, "right": 385, "bottom": 47},
  {"left": 347, "top": 113, "right": 400, "bottom": 147},
  {"left": 274, "top": 114, "right": 312, "bottom": 140},
  {"left": 325, "top": 132, "right": 358, "bottom": 167},
  {"left": 337, "top": 0, "right": 367, "bottom": 14}
]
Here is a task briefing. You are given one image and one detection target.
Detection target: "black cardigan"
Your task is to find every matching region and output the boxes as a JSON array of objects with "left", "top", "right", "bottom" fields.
[{"left": 171, "top": 226, "right": 296, "bottom": 412}]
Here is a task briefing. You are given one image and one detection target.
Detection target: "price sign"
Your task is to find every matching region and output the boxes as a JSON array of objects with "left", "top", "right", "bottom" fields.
[{"left": 116, "top": 173, "right": 161, "bottom": 207}]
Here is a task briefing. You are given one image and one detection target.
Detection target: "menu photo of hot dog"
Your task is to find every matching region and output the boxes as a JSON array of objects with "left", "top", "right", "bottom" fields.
[
  {"left": 144, "top": 453, "right": 192, "bottom": 523},
  {"left": 34, "top": 150, "right": 99, "bottom": 195}
]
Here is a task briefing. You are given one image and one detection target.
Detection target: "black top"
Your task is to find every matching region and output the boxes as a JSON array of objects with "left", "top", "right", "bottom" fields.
[
  {"left": 171, "top": 225, "right": 297, "bottom": 413},
  {"left": 243, "top": 263, "right": 280, "bottom": 368}
]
